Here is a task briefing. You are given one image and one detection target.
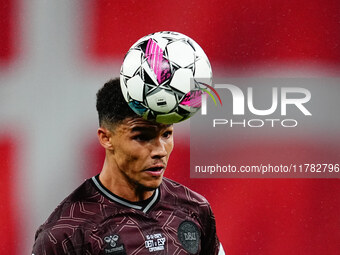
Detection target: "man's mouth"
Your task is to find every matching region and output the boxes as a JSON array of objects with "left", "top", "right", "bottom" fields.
[
  {"left": 144, "top": 164, "right": 165, "bottom": 176},
  {"left": 147, "top": 167, "right": 163, "bottom": 171}
]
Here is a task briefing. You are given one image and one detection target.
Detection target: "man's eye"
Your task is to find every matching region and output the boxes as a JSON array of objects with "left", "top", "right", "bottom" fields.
[
  {"left": 133, "top": 133, "right": 155, "bottom": 141},
  {"left": 134, "top": 135, "right": 149, "bottom": 141},
  {"left": 162, "top": 131, "right": 172, "bottom": 138}
]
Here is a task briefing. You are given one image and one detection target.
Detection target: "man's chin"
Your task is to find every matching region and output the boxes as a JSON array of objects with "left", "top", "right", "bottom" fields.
[{"left": 138, "top": 179, "right": 163, "bottom": 191}]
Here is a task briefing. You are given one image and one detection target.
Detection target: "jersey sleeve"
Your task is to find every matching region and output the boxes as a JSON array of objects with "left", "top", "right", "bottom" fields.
[
  {"left": 32, "top": 228, "right": 66, "bottom": 255},
  {"left": 32, "top": 227, "right": 92, "bottom": 255}
]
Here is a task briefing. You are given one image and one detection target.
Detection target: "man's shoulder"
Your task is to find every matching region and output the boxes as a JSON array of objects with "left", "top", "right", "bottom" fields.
[
  {"left": 35, "top": 178, "right": 101, "bottom": 236},
  {"left": 161, "top": 177, "right": 210, "bottom": 207},
  {"left": 32, "top": 178, "right": 98, "bottom": 255}
]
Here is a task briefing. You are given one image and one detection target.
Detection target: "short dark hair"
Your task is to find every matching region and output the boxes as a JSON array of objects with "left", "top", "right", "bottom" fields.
[{"left": 96, "top": 78, "right": 138, "bottom": 128}]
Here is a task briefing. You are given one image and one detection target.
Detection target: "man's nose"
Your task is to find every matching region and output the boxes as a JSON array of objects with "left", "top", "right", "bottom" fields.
[{"left": 150, "top": 137, "right": 167, "bottom": 158}]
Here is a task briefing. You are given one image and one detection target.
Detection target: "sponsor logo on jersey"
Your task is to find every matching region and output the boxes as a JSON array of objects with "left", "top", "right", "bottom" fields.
[
  {"left": 144, "top": 233, "right": 166, "bottom": 252},
  {"left": 178, "top": 221, "right": 200, "bottom": 254},
  {"left": 103, "top": 234, "right": 126, "bottom": 255}
]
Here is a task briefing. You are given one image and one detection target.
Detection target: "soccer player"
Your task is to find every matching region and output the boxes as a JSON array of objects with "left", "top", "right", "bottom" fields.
[{"left": 32, "top": 78, "right": 225, "bottom": 254}]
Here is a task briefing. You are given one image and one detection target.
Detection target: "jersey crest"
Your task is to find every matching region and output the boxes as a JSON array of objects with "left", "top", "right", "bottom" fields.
[{"left": 177, "top": 220, "right": 201, "bottom": 254}]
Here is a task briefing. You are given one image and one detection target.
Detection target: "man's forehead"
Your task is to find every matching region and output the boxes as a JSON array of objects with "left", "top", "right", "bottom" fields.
[{"left": 121, "top": 117, "right": 172, "bottom": 132}]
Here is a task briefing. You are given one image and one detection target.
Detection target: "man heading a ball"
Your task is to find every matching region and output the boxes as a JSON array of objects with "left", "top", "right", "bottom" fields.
[{"left": 32, "top": 78, "right": 224, "bottom": 254}]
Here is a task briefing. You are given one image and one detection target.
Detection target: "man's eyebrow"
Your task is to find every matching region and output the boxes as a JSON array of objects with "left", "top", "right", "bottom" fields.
[
  {"left": 130, "top": 126, "right": 157, "bottom": 133},
  {"left": 130, "top": 124, "right": 172, "bottom": 133}
]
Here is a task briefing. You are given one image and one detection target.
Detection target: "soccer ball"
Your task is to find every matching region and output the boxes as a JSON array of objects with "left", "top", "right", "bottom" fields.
[{"left": 120, "top": 31, "right": 212, "bottom": 124}]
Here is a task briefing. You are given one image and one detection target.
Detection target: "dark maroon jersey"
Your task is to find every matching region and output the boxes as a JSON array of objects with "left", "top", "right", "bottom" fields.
[{"left": 32, "top": 176, "right": 224, "bottom": 255}]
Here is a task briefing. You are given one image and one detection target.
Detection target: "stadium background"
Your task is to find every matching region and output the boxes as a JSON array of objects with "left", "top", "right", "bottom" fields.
[{"left": 0, "top": 0, "right": 339, "bottom": 254}]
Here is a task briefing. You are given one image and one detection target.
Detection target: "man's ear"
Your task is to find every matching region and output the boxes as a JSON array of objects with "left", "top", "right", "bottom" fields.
[{"left": 97, "top": 127, "right": 114, "bottom": 150}]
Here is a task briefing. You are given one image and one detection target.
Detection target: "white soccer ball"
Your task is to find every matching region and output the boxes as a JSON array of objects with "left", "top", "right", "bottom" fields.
[{"left": 120, "top": 31, "right": 212, "bottom": 124}]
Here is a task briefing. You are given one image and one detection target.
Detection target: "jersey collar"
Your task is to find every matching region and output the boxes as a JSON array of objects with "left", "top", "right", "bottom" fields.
[{"left": 91, "top": 175, "right": 159, "bottom": 213}]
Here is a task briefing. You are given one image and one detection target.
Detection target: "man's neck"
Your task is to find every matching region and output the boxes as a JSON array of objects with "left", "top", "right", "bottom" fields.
[{"left": 99, "top": 166, "right": 154, "bottom": 202}]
